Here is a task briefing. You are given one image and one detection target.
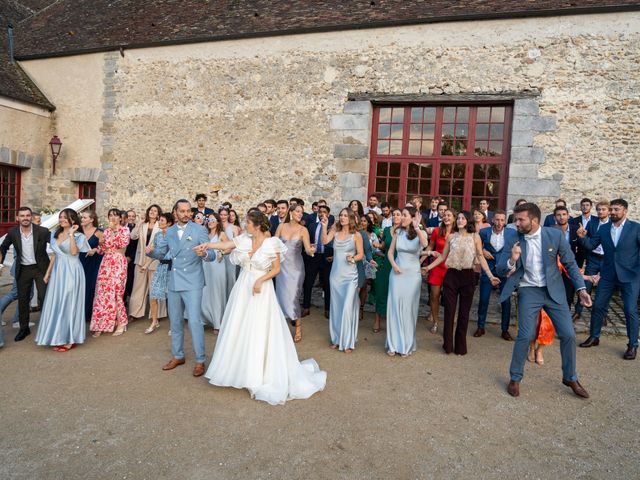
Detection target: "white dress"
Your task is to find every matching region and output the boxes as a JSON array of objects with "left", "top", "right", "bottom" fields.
[{"left": 205, "top": 234, "right": 327, "bottom": 405}]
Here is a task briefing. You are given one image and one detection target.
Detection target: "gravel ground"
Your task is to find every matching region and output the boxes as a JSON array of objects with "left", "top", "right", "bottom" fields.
[{"left": 1, "top": 304, "right": 638, "bottom": 480}]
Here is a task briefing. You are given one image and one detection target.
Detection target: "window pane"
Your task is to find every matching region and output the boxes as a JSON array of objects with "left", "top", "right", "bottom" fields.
[
  {"left": 475, "top": 124, "right": 489, "bottom": 140},
  {"left": 456, "top": 107, "right": 469, "bottom": 123},
  {"left": 424, "top": 107, "right": 436, "bottom": 123},
  {"left": 441, "top": 139, "right": 453, "bottom": 156},
  {"left": 408, "top": 140, "right": 421, "bottom": 156},
  {"left": 389, "top": 163, "right": 401, "bottom": 177},
  {"left": 441, "top": 124, "right": 455, "bottom": 138},
  {"left": 388, "top": 178, "right": 400, "bottom": 192},
  {"left": 451, "top": 197, "right": 463, "bottom": 212},
  {"left": 420, "top": 164, "right": 432, "bottom": 179},
  {"left": 455, "top": 141, "right": 467, "bottom": 156},
  {"left": 490, "top": 124, "right": 504, "bottom": 140},
  {"left": 486, "top": 181, "right": 499, "bottom": 196},
  {"left": 392, "top": 108, "right": 404, "bottom": 123},
  {"left": 473, "top": 164, "right": 486, "bottom": 179},
  {"left": 379, "top": 108, "right": 392, "bottom": 123},
  {"left": 489, "top": 141, "right": 503, "bottom": 156},
  {"left": 419, "top": 179, "right": 430, "bottom": 193},
  {"left": 472, "top": 181, "right": 485, "bottom": 196},
  {"left": 375, "top": 178, "right": 387, "bottom": 192},
  {"left": 443, "top": 107, "right": 456, "bottom": 123},
  {"left": 408, "top": 163, "right": 419, "bottom": 178},
  {"left": 422, "top": 124, "right": 435, "bottom": 139},
  {"left": 438, "top": 180, "right": 451, "bottom": 195},
  {"left": 407, "top": 179, "right": 418, "bottom": 194},
  {"left": 491, "top": 107, "right": 505, "bottom": 122},
  {"left": 422, "top": 140, "right": 434, "bottom": 156},
  {"left": 391, "top": 123, "right": 403, "bottom": 139},
  {"left": 410, "top": 124, "right": 422, "bottom": 139},
  {"left": 377, "top": 141, "right": 389, "bottom": 155},
  {"left": 411, "top": 107, "right": 423, "bottom": 123},
  {"left": 440, "top": 164, "right": 452, "bottom": 178},
  {"left": 477, "top": 107, "right": 491, "bottom": 123},
  {"left": 376, "top": 162, "right": 388, "bottom": 176},
  {"left": 454, "top": 164, "right": 465, "bottom": 178},
  {"left": 389, "top": 141, "right": 402, "bottom": 155},
  {"left": 487, "top": 164, "right": 502, "bottom": 180},
  {"left": 453, "top": 180, "right": 464, "bottom": 195},
  {"left": 474, "top": 141, "right": 489, "bottom": 156},
  {"left": 378, "top": 124, "right": 390, "bottom": 139},
  {"left": 456, "top": 124, "right": 468, "bottom": 140}
]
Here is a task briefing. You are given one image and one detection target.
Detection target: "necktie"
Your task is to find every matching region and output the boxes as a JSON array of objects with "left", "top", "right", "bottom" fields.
[{"left": 315, "top": 222, "right": 324, "bottom": 253}]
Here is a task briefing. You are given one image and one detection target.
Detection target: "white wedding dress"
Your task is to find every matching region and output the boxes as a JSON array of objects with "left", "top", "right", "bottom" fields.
[{"left": 205, "top": 234, "right": 327, "bottom": 405}]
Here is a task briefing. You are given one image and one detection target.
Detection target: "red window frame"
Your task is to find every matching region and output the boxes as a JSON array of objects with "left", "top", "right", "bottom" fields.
[
  {"left": 0, "top": 165, "right": 21, "bottom": 236},
  {"left": 368, "top": 104, "right": 512, "bottom": 212},
  {"left": 78, "top": 181, "right": 97, "bottom": 210}
]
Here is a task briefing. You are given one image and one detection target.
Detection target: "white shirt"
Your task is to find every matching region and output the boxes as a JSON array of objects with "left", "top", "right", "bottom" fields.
[
  {"left": 611, "top": 218, "right": 626, "bottom": 247},
  {"left": 381, "top": 216, "right": 392, "bottom": 229},
  {"left": 177, "top": 224, "right": 186, "bottom": 240},
  {"left": 489, "top": 229, "right": 505, "bottom": 252},
  {"left": 20, "top": 226, "right": 37, "bottom": 266},
  {"left": 508, "top": 226, "right": 546, "bottom": 288},
  {"left": 363, "top": 206, "right": 381, "bottom": 215},
  {"left": 593, "top": 219, "right": 609, "bottom": 255},
  {"left": 580, "top": 214, "right": 592, "bottom": 228},
  {"left": 429, "top": 210, "right": 439, "bottom": 219}
]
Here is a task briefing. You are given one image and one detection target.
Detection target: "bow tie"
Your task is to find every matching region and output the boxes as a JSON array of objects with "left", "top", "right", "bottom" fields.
[{"left": 524, "top": 234, "right": 537, "bottom": 240}]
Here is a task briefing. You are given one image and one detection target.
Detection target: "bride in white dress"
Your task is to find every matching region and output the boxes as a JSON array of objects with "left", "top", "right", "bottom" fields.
[{"left": 196, "top": 210, "right": 326, "bottom": 405}]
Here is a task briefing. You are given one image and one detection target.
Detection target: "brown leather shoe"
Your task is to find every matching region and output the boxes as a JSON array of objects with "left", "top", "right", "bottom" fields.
[
  {"left": 623, "top": 346, "right": 637, "bottom": 360},
  {"left": 192, "top": 363, "right": 205, "bottom": 377},
  {"left": 301, "top": 308, "right": 310, "bottom": 318},
  {"left": 562, "top": 379, "right": 590, "bottom": 398},
  {"left": 501, "top": 330, "right": 514, "bottom": 341},
  {"left": 507, "top": 380, "right": 520, "bottom": 397},
  {"left": 579, "top": 336, "right": 599, "bottom": 348},
  {"left": 473, "top": 328, "right": 485, "bottom": 338},
  {"left": 162, "top": 358, "right": 185, "bottom": 370}
]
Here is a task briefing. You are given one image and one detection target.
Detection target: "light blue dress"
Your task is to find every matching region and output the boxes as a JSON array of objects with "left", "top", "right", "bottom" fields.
[
  {"left": 224, "top": 225, "right": 237, "bottom": 296},
  {"left": 385, "top": 230, "right": 422, "bottom": 355},
  {"left": 202, "top": 233, "right": 227, "bottom": 329},
  {"left": 329, "top": 234, "right": 359, "bottom": 350},
  {"left": 35, "top": 233, "right": 89, "bottom": 346}
]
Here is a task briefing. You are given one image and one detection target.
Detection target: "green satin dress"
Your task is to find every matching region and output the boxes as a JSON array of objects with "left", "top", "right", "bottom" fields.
[{"left": 374, "top": 226, "right": 395, "bottom": 316}]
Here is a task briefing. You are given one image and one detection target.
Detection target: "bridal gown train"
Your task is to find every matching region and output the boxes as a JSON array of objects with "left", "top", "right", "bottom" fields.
[{"left": 205, "top": 234, "right": 326, "bottom": 405}]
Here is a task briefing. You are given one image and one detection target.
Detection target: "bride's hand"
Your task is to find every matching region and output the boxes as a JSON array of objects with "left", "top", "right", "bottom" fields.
[{"left": 252, "top": 279, "right": 263, "bottom": 295}]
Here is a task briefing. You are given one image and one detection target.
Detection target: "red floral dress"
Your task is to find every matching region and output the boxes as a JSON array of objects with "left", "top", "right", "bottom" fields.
[
  {"left": 427, "top": 227, "right": 449, "bottom": 286},
  {"left": 90, "top": 226, "right": 130, "bottom": 332}
]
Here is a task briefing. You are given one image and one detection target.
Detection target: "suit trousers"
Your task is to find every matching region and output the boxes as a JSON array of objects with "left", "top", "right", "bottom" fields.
[
  {"left": 302, "top": 254, "right": 331, "bottom": 311},
  {"left": 510, "top": 286, "right": 577, "bottom": 382},
  {"left": 477, "top": 273, "right": 511, "bottom": 331},
  {"left": 168, "top": 289, "right": 206, "bottom": 363},
  {"left": 442, "top": 268, "right": 475, "bottom": 355},
  {"left": 589, "top": 273, "right": 639, "bottom": 347},
  {"left": 17, "top": 265, "right": 46, "bottom": 330},
  {"left": 574, "top": 256, "right": 602, "bottom": 315}
]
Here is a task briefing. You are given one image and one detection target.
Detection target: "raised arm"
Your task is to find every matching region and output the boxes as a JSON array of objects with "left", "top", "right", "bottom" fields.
[{"left": 320, "top": 217, "right": 336, "bottom": 245}]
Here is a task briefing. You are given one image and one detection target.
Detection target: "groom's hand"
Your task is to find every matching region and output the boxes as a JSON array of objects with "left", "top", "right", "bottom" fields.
[
  {"left": 510, "top": 241, "right": 521, "bottom": 265},
  {"left": 578, "top": 289, "right": 592, "bottom": 307}
]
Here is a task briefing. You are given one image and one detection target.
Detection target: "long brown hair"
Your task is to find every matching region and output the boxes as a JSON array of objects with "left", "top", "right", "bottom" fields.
[
  {"left": 206, "top": 213, "right": 223, "bottom": 236},
  {"left": 401, "top": 206, "right": 418, "bottom": 240},
  {"left": 337, "top": 208, "right": 358, "bottom": 234},
  {"left": 438, "top": 208, "right": 457, "bottom": 238},
  {"left": 284, "top": 204, "right": 302, "bottom": 224}
]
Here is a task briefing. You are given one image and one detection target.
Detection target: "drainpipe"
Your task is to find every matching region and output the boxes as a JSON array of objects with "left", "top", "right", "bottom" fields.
[{"left": 7, "top": 23, "right": 14, "bottom": 63}]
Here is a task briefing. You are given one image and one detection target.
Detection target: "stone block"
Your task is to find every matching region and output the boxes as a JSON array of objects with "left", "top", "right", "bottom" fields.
[
  {"left": 510, "top": 130, "right": 534, "bottom": 148},
  {"left": 332, "top": 129, "right": 370, "bottom": 145},
  {"left": 336, "top": 158, "right": 369, "bottom": 174},
  {"left": 507, "top": 177, "right": 560, "bottom": 197},
  {"left": 535, "top": 116, "right": 556, "bottom": 132},
  {"left": 334, "top": 144, "right": 369, "bottom": 159},
  {"left": 343, "top": 101, "right": 372, "bottom": 115},
  {"left": 507, "top": 163, "right": 538, "bottom": 179},
  {"left": 510, "top": 146, "right": 545, "bottom": 164},
  {"left": 340, "top": 186, "right": 367, "bottom": 202},
  {"left": 329, "top": 114, "right": 370, "bottom": 131},
  {"left": 338, "top": 172, "right": 365, "bottom": 188},
  {"left": 513, "top": 99, "right": 540, "bottom": 116},
  {"left": 0, "top": 146, "right": 9, "bottom": 164}
]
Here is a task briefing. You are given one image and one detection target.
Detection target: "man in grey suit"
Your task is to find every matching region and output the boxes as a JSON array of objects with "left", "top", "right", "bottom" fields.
[
  {"left": 152, "top": 199, "right": 216, "bottom": 377},
  {"left": 497, "top": 203, "right": 592, "bottom": 398}
]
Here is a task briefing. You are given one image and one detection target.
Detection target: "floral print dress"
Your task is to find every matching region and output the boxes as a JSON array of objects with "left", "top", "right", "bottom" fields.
[{"left": 90, "top": 226, "right": 130, "bottom": 332}]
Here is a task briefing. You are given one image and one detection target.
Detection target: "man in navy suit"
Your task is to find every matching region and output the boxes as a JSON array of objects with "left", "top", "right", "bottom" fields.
[
  {"left": 497, "top": 203, "right": 591, "bottom": 398},
  {"left": 569, "top": 198, "right": 594, "bottom": 267},
  {"left": 427, "top": 200, "right": 448, "bottom": 228},
  {"left": 479, "top": 199, "right": 493, "bottom": 223},
  {"left": 552, "top": 205, "right": 580, "bottom": 309},
  {"left": 542, "top": 198, "right": 567, "bottom": 227},
  {"left": 577, "top": 198, "right": 640, "bottom": 360},
  {"left": 302, "top": 204, "right": 334, "bottom": 318},
  {"left": 475, "top": 210, "right": 516, "bottom": 340},
  {"left": 573, "top": 200, "right": 610, "bottom": 321},
  {"left": 270, "top": 199, "right": 289, "bottom": 236},
  {"left": 191, "top": 193, "right": 214, "bottom": 217}
]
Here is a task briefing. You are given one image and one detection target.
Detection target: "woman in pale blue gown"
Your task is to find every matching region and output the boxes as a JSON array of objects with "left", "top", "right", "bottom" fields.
[
  {"left": 385, "top": 206, "right": 430, "bottom": 357},
  {"left": 201, "top": 213, "right": 229, "bottom": 333},
  {"left": 35, "top": 209, "right": 89, "bottom": 351},
  {"left": 275, "top": 204, "right": 316, "bottom": 343},
  {"left": 321, "top": 208, "right": 364, "bottom": 353},
  {"left": 219, "top": 208, "right": 241, "bottom": 297}
]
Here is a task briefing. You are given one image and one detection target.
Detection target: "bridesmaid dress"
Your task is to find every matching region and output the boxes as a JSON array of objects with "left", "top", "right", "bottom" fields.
[
  {"left": 275, "top": 237, "right": 304, "bottom": 320},
  {"left": 385, "top": 230, "right": 422, "bottom": 355},
  {"left": 201, "top": 233, "right": 228, "bottom": 330},
  {"left": 329, "top": 234, "right": 359, "bottom": 350},
  {"left": 35, "top": 233, "right": 89, "bottom": 346},
  {"left": 224, "top": 224, "right": 237, "bottom": 297},
  {"left": 79, "top": 230, "right": 103, "bottom": 322},
  {"left": 374, "top": 226, "right": 394, "bottom": 317}
]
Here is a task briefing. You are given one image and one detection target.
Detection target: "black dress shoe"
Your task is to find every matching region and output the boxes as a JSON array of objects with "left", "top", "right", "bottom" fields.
[
  {"left": 501, "top": 330, "right": 514, "bottom": 341},
  {"left": 623, "top": 346, "right": 637, "bottom": 360},
  {"left": 473, "top": 328, "right": 485, "bottom": 337},
  {"left": 507, "top": 380, "right": 520, "bottom": 397},
  {"left": 14, "top": 328, "right": 31, "bottom": 342},
  {"left": 579, "top": 336, "right": 600, "bottom": 348},
  {"left": 562, "top": 379, "right": 590, "bottom": 398}
]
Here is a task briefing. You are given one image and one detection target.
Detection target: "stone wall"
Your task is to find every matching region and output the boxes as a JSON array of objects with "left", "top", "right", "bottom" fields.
[{"left": 17, "top": 12, "right": 640, "bottom": 218}]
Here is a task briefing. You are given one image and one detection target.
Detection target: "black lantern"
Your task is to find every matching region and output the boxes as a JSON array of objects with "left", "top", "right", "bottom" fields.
[{"left": 49, "top": 135, "right": 62, "bottom": 174}]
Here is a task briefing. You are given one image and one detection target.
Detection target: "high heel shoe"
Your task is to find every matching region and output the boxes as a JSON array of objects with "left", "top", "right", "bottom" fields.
[
  {"left": 144, "top": 322, "right": 159, "bottom": 334},
  {"left": 430, "top": 323, "right": 438, "bottom": 334},
  {"left": 527, "top": 345, "right": 536, "bottom": 362},
  {"left": 92, "top": 331, "right": 102, "bottom": 338},
  {"left": 535, "top": 348, "right": 544, "bottom": 365},
  {"left": 112, "top": 325, "right": 127, "bottom": 337}
]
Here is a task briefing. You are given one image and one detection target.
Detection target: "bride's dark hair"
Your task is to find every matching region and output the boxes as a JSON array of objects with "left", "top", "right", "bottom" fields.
[{"left": 247, "top": 210, "right": 270, "bottom": 232}]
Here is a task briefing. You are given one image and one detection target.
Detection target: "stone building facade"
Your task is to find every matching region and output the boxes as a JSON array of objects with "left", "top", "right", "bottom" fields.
[{"left": 1, "top": 5, "right": 639, "bottom": 224}]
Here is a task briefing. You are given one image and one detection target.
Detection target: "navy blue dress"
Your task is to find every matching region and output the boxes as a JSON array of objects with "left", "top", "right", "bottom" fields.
[{"left": 79, "top": 231, "right": 103, "bottom": 322}]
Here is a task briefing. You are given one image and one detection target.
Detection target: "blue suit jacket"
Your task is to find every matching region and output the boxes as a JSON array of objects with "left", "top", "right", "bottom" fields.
[
  {"left": 479, "top": 226, "right": 517, "bottom": 276},
  {"left": 497, "top": 227, "right": 585, "bottom": 304},
  {"left": 306, "top": 216, "right": 334, "bottom": 257},
  {"left": 427, "top": 216, "right": 441, "bottom": 228},
  {"left": 151, "top": 221, "right": 215, "bottom": 292},
  {"left": 270, "top": 216, "right": 284, "bottom": 237},
  {"left": 579, "top": 219, "right": 640, "bottom": 283},
  {"left": 543, "top": 213, "right": 556, "bottom": 227}
]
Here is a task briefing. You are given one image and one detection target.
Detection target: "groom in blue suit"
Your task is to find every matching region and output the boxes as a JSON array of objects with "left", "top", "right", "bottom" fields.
[
  {"left": 497, "top": 203, "right": 591, "bottom": 398},
  {"left": 152, "top": 199, "right": 216, "bottom": 377},
  {"left": 577, "top": 198, "right": 640, "bottom": 360}
]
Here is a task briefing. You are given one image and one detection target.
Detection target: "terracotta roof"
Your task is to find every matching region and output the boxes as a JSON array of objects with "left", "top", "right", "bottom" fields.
[
  {"left": 0, "top": 1, "right": 55, "bottom": 109},
  {"left": 13, "top": 0, "right": 640, "bottom": 59}
]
